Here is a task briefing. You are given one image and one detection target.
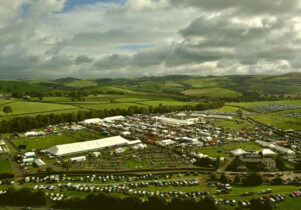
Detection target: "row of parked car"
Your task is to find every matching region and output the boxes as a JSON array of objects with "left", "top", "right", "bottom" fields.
[
  {"left": 241, "top": 188, "right": 272, "bottom": 196},
  {"left": 23, "top": 172, "right": 197, "bottom": 184},
  {"left": 31, "top": 182, "right": 208, "bottom": 199}
]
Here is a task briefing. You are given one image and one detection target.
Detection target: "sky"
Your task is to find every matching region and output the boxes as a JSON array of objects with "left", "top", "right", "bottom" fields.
[{"left": 0, "top": 0, "right": 301, "bottom": 78}]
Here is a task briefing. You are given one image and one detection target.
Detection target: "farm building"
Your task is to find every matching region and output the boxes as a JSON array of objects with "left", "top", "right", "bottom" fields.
[
  {"left": 44, "top": 136, "right": 133, "bottom": 157},
  {"left": 152, "top": 116, "right": 194, "bottom": 126}
]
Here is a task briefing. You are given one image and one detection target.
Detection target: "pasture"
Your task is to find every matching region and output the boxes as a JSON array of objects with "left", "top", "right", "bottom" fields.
[
  {"left": 139, "top": 100, "right": 197, "bottom": 107},
  {"left": 182, "top": 88, "right": 240, "bottom": 98},
  {"left": 249, "top": 111, "right": 301, "bottom": 130},
  {"left": 64, "top": 80, "right": 98, "bottom": 88},
  {"left": 0, "top": 158, "right": 13, "bottom": 174},
  {"left": 0, "top": 101, "right": 78, "bottom": 116},
  {"left": 78, "top": 102, "right": 147, "bottom": 110},
  {"left": 213, "top": 119, "right": 254, "bottom": 130},
  {"left": 229, "top": 100, "right": 301, "bottom": 110}
]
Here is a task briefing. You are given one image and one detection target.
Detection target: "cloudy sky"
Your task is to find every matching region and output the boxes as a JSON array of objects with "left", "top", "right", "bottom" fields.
[{"left": 0, "top": 0, "right": 301, "bottom": 78}]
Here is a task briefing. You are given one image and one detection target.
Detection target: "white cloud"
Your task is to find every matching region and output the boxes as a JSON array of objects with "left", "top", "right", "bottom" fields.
[{"left": 0, "top": 0, "right": 300, "bottom": 78}]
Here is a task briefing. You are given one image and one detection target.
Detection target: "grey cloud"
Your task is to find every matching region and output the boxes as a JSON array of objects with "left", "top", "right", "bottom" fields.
[
  {"left": 172, "top": 0, "right": 300, "bottom": 15},
  {"left": 75, "top": 55, "right": 94, "bottom": 65},
  {"left": 94, "top": 43, "right": 232, "bottom": 71}
]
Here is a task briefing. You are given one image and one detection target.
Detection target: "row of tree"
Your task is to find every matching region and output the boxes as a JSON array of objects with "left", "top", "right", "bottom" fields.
[
  {"left": 55, "top": 193, "right": 218, "bottom": 210},
  {"left": 0, "top": 102, "right": 224, "bottom": 133},
  {"left": 0, "top": 187, "right": 273, "bottom": 210}
]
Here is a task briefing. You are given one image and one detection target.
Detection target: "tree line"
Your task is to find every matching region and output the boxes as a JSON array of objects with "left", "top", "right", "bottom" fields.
[
  {"left": 0, "top": 102, "right": 224, "bottom": 133},
  {"left": 54, "top": 193, "right": 218, "bottom": 210},
  {"left": 0, "top": 187, "right": 273, "bottom": 210}
]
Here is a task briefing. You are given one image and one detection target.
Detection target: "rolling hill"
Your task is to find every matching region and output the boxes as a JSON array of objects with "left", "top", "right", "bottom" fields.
[{"left": 1, "top": 73, "right": 301, "bottom": 99}]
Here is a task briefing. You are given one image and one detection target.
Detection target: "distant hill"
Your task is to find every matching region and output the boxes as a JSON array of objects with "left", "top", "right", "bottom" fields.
[
  {"left": 1, "top": 73, "right": 301, "bottom": 99},
  {"left": 55, "top": 77, "right": 80, "bottom": 83}
]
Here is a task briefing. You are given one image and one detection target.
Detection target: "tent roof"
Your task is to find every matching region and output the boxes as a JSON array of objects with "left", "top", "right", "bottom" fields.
[{"left": 45, "top": 136, "right": 129, "bottom": 156}]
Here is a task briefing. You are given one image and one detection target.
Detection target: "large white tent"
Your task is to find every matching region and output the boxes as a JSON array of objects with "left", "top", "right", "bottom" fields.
[
  {"left": 152, "top": 116, "right": 194, "bottom": 126},
  {"left": 230, "top": 149, "right": 247, "bottom": 156},
  {"left": 44, "top": 136, "right": 131, "bottom": 157},
  {"left": 258, "top": 149, "right": 276, "bottom": 156},
  {"left": 82, "top": 118, "right": 103, "bottom": 124},
  {"left": 103, "top": 116, "right": 125, "bottom": 122}
]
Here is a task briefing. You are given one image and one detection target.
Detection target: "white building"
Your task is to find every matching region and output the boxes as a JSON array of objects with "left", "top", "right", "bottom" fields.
[
  {"left": 70, "top": 156, "right": 86, "bottom": 162},
  {"left": 44, "top": 136, "right": 132, "bottom": 157},
  {"left": 82, "top": 118, "right": 102, "bottom": 125},
  {"left": 103, "top": 116, "right": 125, "bottom": 122},
  {"left": 205, "top": 115, "right": 233, "bottom": 120},
  {"left": 24, "top": 152, "right": 35, "bottom": 158},
  {"left": 24, "top": 131, "right": 45, "bottom": 137},
  {"left": 153, "top": 116, "right": 194, "bottom": 126}
]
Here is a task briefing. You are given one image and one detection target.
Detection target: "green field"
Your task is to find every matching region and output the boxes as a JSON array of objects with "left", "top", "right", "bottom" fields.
[
  {"left": 0, "top": 99, "right": 14, "bottom": 106},
  {"left": 249, "top": 111, "right": 301, "bottom": 130},
  {"left": 139, "top": 100, "right": 197, "bottom": 106},
  {"left": 0, "top": 101, "right": 78, "bottom": 116},
  {"left": 277, "top": 197, "right": 301, "bottom": 210},
  {"left": 0, "top": 81, "right": 46, "bottom": 94},
  {"left": 213, "top": 119, "right": 254, "bottom": 130},
  {"left": 229, "top": 100, "right": 301, "bottom": 110},
  {"left": 0, "top": 158, "right": 13, "bottom": 174},
  {"left": 214, "top": 106, "right": 240, "bottom": 112},
  {"left": 78, "top": 102, "right": 147, "bottom": 110},
  {"left": 182, "top": 88, "right": 240, "bottom": 98},
  {"left": 216, "top": 184, "right": 300, "bottom": 200},
  {"left": 64, "top": 80, "right": 98, "bottom": 88}
]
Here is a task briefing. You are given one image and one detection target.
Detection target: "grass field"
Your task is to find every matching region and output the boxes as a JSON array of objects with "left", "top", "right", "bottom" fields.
[
  {"left": 214, "top": 106, "right": 240, "bottom": 112},
  {"left": 78, "top": 102, "right": 147, "bottom": 110},
  {"left": 64, "top": 80, "right": 98, "bottom": 88},
  {"left": 182, "top": 88, "right": 240, "bottom": 98},
  {"left": 194, "top": 142, "right": 262, "bottom": 157},
  {"left": 249, "top": 111, "right": 301, "bottom": 130},
  {"left": 88, "top": 86, "right": 136, "bottom": 94},
  {"left": 229, "top": 100, "right": 301, "bottom": 110},
  {"left": 139, "top": 100, "right": 197, "bottom": 106},
  {"left": 0, "top": 158, "right": 13, "bottom": 174},
  {"left": 0, "top": 99, "right": 14, "bottom": 106},
  {"left": 277, "top": 197, "right": 301, "bottom": 210},
  {"left": 0, "top": 101, "right": 78, "bottom": 116},
  {"left": 216, "top": 184, "right": 300, "bottom": 200}
]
